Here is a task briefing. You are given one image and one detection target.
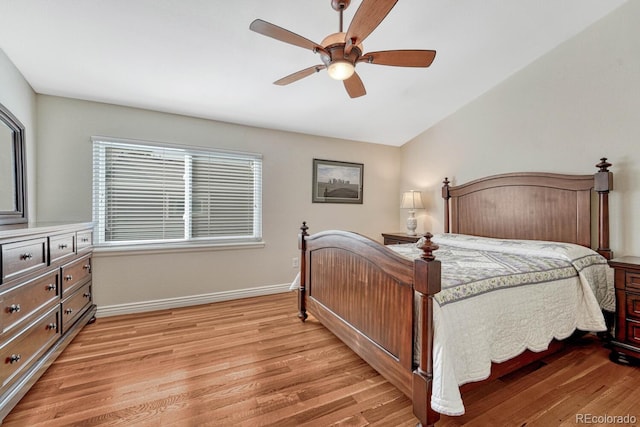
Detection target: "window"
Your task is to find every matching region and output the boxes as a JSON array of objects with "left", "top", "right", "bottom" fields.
[{"left": 92, "top": 137, "right": 262, "bottom": 247}]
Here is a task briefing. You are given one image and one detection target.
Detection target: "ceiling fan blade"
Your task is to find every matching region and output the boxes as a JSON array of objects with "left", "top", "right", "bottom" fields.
[
  {"left": 343, "top": 71, "right": 366, "bottom": 98},
  {"left": 274, "top": 65, "right": 326, "bottom": 86},
  {"left": 345, "top": 0, "right": 398, "bottom": 50},
  {"left": 250, "top": 19, "right": 326, "bottom": 54},
  {"left": 360, "top": 50, "right": 437, "bottom": 67}
]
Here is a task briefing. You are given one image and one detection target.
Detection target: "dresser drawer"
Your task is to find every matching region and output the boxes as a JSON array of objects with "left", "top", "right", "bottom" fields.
[
  {"left": 0, "top": 307, "right": 59, "bottom": 390},
  {"left": 49, "top": 233, "right": 76, "bottom": 264},
  {"left": 626, "top": 319, "right": 640, "bottom": 346},
  {"left": 627, "top": 272, "right": 640, "bottom": 293},
  {"left": 627, "top": 293, "right": 640, "bottom": 321},
  {"left": 385, "top": 238, "right": 407, "bottom": 245},
  {"left": 1, "top": 238, "right": 47, "bottom": 283},
  {"left": 61, "top": 282, "right": 92, "bottom": 334},
  {"left": 60, "top": 255, "right": 91, "bottom": 297},
  {"left": 76, "top": 230, "right": 93, "bottom": 253},
  {"left": 0, "top": 270, "right": 59, "bottom": 335}
]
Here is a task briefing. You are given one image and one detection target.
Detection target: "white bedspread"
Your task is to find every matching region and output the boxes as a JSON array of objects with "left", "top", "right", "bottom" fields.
[{"left": 389, "top": 234, "right": 613, "bottom": 416}]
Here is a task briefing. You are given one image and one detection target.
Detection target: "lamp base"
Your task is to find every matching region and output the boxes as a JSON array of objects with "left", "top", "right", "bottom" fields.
[{"left": 406, "top": 211, "right": 417, "bottom": 236}]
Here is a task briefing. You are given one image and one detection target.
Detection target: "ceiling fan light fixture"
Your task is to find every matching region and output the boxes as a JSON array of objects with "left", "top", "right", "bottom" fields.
[{"left": 327, "top": 60, "right": 355, "bottom": 80}]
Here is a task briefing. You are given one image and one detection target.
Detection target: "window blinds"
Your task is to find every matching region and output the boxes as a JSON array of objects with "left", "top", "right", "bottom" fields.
[{"left": 92, "top": 138, "right": 262, "bottom": 246}]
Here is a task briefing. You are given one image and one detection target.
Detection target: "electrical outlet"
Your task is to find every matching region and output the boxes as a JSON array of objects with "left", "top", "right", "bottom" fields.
[{"left": 292, "top": 257, "right": 299, "bottom": 268}]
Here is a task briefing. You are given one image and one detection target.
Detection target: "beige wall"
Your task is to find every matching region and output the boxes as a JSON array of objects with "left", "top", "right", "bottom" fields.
[
  {"left": 0, "top": 49, "right": 37, "bottom": 220},
  {"left": 400, "top": 1, "right": 639, "bottom": 257},
  {"left": 35, "top": 96, "right": 401, "bottom": 307}
]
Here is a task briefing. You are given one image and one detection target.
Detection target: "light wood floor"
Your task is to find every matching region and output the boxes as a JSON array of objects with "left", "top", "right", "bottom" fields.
[{"left": 4, "top": 292, "right": 639, "bottom": 426}]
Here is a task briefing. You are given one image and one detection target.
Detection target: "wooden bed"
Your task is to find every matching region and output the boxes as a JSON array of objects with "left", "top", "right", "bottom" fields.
[{"left": 296, "top": 158, "right": 614, "bottom": 426}]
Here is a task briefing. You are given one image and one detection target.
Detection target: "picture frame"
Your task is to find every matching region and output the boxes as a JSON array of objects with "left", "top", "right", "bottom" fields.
[{"left": 312, "top": 159, "right": 363, "bottom": 204}]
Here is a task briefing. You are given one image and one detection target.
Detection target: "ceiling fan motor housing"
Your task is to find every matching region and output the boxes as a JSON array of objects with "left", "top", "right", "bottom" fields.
[{"left": 320, "top": 32, "right": 362, "bottom": 68}]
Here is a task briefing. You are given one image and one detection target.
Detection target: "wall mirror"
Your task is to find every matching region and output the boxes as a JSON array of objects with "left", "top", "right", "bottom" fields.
[{"left": 0, "top": 101, "right": 27, "bottom": 226}]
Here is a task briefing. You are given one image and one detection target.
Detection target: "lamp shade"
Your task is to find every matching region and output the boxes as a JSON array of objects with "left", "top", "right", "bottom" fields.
[{"left": 400, "top": 190, "right": 424, "bottom": 209}]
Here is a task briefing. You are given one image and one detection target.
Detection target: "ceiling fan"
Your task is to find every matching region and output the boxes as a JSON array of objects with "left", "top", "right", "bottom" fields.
[{"left": 249, "top": 0, "right": 436, "bottom": 98}]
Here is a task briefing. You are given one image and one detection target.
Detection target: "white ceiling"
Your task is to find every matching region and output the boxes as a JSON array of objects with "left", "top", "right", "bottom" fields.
[{"left": 0, "top": 0, "right": 627, "bottom": 146}]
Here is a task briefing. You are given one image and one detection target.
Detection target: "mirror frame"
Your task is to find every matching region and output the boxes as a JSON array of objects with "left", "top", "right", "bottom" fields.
[{"left": 0, "top": 101, "right": 27, "bottom": 226}]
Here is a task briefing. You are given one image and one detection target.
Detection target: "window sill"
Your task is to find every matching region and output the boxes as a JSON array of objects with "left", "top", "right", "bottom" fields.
[{"left": 93, "top": 240, "right": 266, "bottom": 257}]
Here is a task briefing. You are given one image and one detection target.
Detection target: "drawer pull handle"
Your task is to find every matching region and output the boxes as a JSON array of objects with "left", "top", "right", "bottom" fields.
[
  {"left": 8, "top": 304, "right": 21, "bottom": 314},
  {"left": 20, "top": 253, "right": 33, "bottom": 260},
  {"left": 65, "top": 275, "right": 73, "bottom": 281},
  {"left": 46, "top": 284, "right": 57, "bottom": 291},
  {"left": 64, "top": 308, "right": 74, "bottom": 315},
  {"left": 83, "top": 264, "right": 91, "bottom": 270},
  {"left": 83, "top": 292, "right": 91, "bottom": 299},
  {"left": 58, "top": 243, "right": 68, "bottom": 249},
  {"left": 8, "top": 354, "right": 21, "bottom": 364},
  {"left": 81, "top": 237, "right": 89, "bottom": 242},
  {"left": 47, "top": 323, "right": 57, "bottom": 330}
]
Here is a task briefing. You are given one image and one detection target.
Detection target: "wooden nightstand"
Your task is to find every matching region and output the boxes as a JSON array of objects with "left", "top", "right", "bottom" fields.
[
  {"left": 609, "top": 256, "right": 640, "bottom": 365},
  {"left": 382, "top": 232, "right": 421, "bottom": 245}
]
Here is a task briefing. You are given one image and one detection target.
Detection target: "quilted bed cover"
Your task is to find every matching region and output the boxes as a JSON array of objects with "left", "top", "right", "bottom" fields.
[{"left": 389, "top": 233, "right": 614, "bottom": 415}]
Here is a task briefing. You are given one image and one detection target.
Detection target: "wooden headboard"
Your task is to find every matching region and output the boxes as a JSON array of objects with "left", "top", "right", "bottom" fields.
[{"left": 442, "top": 158, "right": 613, "bottom": 259}]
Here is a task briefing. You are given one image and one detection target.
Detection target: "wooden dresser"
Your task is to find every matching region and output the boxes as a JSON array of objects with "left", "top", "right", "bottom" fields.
[
  {"left": 609, "top": 256, "right": 640, "bottom": 365},
  {"left": 0, "top": 222, "right": 96, "bottom": 421}
]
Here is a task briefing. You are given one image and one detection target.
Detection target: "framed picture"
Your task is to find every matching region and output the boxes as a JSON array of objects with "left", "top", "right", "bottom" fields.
[{"left": 312, "top": 159, "right": 363, "bottom": 204}]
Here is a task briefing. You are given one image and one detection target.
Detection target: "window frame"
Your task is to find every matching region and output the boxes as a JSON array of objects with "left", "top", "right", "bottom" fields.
[{"left": 92, "top": 136, "right": 264, "bottom": 252}]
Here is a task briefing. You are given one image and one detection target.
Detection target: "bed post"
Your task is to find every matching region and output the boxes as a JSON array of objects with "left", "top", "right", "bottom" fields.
[
  {"left": 298, "top": 221, "right": 309, "bottom": 321},
  {"left": 594, "top": 158, "right": 613, "bottom": 260},
  {"left": 412, "top": 233, "right": 441, "bottom": 427},
  {"left": 442, "top": 178, "right": 451, "bottom": 234}
]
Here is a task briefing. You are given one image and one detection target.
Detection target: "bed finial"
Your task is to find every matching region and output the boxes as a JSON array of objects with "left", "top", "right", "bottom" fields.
[
  {"left": 442, "top": 178, "right": 451, "bottom": 234},
  {"left": 300, "top": 221, "right": 309, "bottom": 236},
  {"left": 594, "top": 158, "right": 613, "bottom": 260},
  {"left": 596, "top": 157, "right": 612, "bottom": 172},
  {"left": 594, "top": 157, "right": 612, "bottom": 193},
  {"left": 442, "top": 177, "right": 450, "bottom": 197},
  {"left": 418, "top": 232, "right": 439, "bottom": 261}
]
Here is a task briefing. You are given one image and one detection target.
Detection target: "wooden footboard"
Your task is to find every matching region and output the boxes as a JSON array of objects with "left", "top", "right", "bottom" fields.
[{"left": 298, "top": 223, "right": 441, "bottom": 426}]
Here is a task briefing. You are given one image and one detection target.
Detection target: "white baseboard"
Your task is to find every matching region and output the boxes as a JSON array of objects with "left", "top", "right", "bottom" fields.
[{"left": 95, "top": 283, "right": 292, "bottom": 318}]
